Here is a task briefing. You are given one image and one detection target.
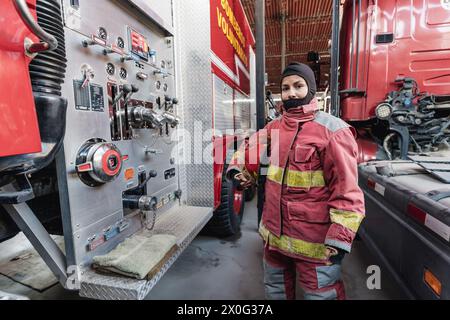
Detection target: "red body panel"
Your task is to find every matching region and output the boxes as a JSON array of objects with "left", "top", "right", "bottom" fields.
[
  {"left": 210, "top": 0, "right": 255, "bottom": 95},
  {"left": 213, "top": 134, "right": 246, "bottom": 209},
  {"left": 211, "top": 0, "right": 254, "bottom": 209},
  {"left": 340, "top": 0, "right": 450, "bottom": 122},
  {"left": 356, "top": 137, "right": 378, "bottom": 163},
  {"left": 0, "top": 0, "right": 41, "bottom": 157}
]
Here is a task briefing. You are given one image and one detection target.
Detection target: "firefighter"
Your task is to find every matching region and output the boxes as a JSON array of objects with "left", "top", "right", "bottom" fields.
[{"left": 227, "top": 62, "right": 365, "bottom": 300}]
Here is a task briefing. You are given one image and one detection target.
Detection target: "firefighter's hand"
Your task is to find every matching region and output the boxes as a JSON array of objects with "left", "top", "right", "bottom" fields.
[
  {"left": 325, "top": 246, "right": 339, "bottom": 259},
  {"left": 326, "top": 246, "right": 346, "bottom": 264},
  {"left": 233, "top": 172, "right": 254, "bottom": 190}
]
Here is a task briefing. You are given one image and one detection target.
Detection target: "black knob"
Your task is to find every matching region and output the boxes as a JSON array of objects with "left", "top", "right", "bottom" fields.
[
  {"left": 165, "top": 95, "right": 171, "bottom": 102},
  {"left": 122, "top": 84, "right": 132, "bottom": 94},
  {"left": 131, "top": 84, "right": 139, "bottom": 93},
  {"left": 172, "top": 98, "right": 179, "bottom": 105},
  {"left": 149, "top": 170, "right": 157, "bottom": 178}
]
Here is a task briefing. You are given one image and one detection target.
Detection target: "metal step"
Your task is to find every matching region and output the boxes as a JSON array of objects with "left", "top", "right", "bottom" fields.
[{"left": 78, "top": 205, "right": 212, "bottom": 300}]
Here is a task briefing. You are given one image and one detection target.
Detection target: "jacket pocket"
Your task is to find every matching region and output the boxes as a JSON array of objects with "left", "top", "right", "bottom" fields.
[
  {"left": 294, "top": 145, "right": 316, "bottom": 163},
  {"left": 287, "top": 201, "right": 330, "bottom": 223},
  {"left": 287, "top": 145, "right": 323, "bottom": 193}
]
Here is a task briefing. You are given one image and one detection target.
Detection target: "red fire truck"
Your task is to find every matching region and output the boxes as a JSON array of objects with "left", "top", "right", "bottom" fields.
[
  {"left": 339, "top": 0, "right": 450, "bottom": 299},
  {"left": 254, "top": 0, "right": 450, "bottom": 300}
]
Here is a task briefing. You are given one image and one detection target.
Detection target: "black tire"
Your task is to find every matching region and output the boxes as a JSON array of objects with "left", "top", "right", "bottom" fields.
[
  {"left": 202, "top": 166, "right": 245, "bottom": 237},
  {"left": 244, "top": 184, "right": 256, "bottom": 202}
]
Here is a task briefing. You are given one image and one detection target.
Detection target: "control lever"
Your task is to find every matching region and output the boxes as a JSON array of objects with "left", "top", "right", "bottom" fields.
[
  {"left": 164, "top": 95, "right": 179, "bottom": 111},
  {"left": 113, "top": 84, "right": 139, "bottom": 105},
  {"left": 137, "top": 170, "right": 157, "bottom": 189},
  {"left": 123, "top": 84, "right": 139, "bottom": 105}
]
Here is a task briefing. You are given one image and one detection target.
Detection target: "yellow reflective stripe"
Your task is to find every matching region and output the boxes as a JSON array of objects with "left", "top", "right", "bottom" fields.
[
  {"left": 329, "top": 209, "right": 364, "bottom": 232},
  {"left": 286, "top": 170, "right": 325, "bottom": 188},
  {"left": 267, "top": 165, "right": 284, "bottom": 184},
  {"left": 267, "top": 165, "right": 325, "bottom": 188},
  {"left": 259, "top": 224, "right": 328, "bottom": 260}
]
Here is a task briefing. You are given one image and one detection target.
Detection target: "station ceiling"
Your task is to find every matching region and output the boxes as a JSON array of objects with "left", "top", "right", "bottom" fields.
[{"left": 241, "top": 0, "right": 333, "bottom": 94}]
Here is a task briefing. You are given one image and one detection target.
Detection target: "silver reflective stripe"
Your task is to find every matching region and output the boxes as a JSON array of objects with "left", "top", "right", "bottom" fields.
[
  {"left": 316, "top": 264, "right": 342, "bottom": 289},
  {"left": 313, "top": 111, "right": 349, "bottom": 132},
  {"left": 263, "top": 261, "right": 287, "bottom": 300},
  {"left": 304, "top": 288, "right": 338, "bottom": 300}
]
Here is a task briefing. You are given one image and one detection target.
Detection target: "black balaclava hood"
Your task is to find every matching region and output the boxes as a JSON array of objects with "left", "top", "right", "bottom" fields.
[{"left": 281, "top": 62, "right": 317, "bottom": 110}]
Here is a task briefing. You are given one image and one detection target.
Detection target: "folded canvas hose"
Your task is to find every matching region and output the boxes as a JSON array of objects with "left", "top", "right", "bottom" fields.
[{"left": 92, "top": 234, "right": 179, "bottom": 280}]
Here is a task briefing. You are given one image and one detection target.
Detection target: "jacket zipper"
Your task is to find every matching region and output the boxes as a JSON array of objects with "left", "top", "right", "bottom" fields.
[{"left": 279, "top": 123, "right": 303, "bottom": 235}]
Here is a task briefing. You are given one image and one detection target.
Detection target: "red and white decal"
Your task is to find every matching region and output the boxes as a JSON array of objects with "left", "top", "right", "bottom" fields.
[
  {"left": 407, "top": 204, "right": 450, "bottom": 242},
  {"left": 210, "top": 0, "right": 255, "bottom": 95},
  {"left": 367, "top": 179, "right": 385, "bottom": 196}
]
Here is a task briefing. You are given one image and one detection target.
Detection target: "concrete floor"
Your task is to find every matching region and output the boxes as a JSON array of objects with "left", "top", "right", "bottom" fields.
[{"left": 0, "top": 197, "right": 407, "bottom": 300}]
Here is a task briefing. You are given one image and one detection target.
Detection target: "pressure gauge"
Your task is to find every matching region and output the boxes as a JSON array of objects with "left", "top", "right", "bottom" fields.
[
  {"left": 98, "top": 27, "right": 108, "bottom": 40},
  {"left": 117, "top": 37, "right": 125, "bottom": 49},
  {"left": 119, "top": 68, "right": 128, "bottom": 79},
  {"left": 106, "top": 63, "right": 115, "bottom": 76}
]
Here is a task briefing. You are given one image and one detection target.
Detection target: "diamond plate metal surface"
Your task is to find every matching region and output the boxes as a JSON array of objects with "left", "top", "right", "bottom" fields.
[
  {"left": 234, "top": 91, "right": 251, "bottom": 132},
  {"left": 173, "top": 0, "right": 214, "bottom": 207},
  {"left": 79, "top": 205, "right": 212, "bottom": 300},
  {"left": 213, "top": 74, "right": 234, "bottom": 132}
]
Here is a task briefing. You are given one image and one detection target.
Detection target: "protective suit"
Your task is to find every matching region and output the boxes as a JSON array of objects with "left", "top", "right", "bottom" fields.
[{"left": 227, "top": 63, "right": 365, "bottom": 300}]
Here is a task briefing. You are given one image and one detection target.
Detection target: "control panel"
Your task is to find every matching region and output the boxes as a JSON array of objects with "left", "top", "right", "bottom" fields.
[{"left": 59, "top": 0, "right": 180, "bottom": 265}]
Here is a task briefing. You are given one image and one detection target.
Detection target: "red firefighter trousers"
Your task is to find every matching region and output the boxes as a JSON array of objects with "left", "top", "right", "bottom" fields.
[{"left": 263, "top": 246, "right": 346, "bottom": 300}]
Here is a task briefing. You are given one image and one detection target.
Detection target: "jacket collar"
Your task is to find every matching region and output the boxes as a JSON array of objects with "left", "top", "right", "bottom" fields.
[{"left": 282, "top": 98, "right": 319, "bottom": 123}]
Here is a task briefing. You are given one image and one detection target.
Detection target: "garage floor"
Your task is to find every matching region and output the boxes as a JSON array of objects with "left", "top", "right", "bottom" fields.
[{"left": 0, "top": 197, "right": 407, "bottom": 300}]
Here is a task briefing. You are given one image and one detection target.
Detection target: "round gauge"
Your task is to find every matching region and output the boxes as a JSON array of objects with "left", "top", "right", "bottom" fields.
[
  {"left": 161, "top": 60, "right": 166, "bottom": 69},
  {"left": 163, "top": 83, "right": 168, "bottom": 92},
  {"left": 106, "top": 63, "right": 115, "bottom": 76},
  {"left": 119, "top": 68, "right": 127, "bottom": 79},
  {"left": 156, "top": 81, "right": 161, "bottom": 90},
  {"left": 117, "top": 37, "right": 125, "bottom": 49},
  {"left": 98, "top": 27, "right": 108, "bottom": 40}
]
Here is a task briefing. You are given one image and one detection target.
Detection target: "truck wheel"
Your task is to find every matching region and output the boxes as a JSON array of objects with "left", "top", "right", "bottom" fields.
[
  {"left": 244, "top": 184, "right": 256, "bottom": 202},
  {"left": 203, "top": 168, "right": 245, "bottom": 237}
]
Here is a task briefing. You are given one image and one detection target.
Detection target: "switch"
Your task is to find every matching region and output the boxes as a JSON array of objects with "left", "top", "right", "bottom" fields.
[
  {"left": 149, "top": 50, "right": 157, "bottom": 64},
  {"left": 70, "top": 0, "right": 80, "bottom": 8},
  {"left": 137, "top": 72, "right": 149, "bottom": 81},
  {"left": 120, "top": 54, "right": 135, "bottom": 63}
]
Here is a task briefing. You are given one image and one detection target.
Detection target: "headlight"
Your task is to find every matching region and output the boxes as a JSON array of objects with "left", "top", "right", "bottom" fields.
[{"left": 375, "top": 103, "right": 393, "bottom": 120}]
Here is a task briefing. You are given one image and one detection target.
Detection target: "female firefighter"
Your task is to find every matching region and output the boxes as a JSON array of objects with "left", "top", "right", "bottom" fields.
[{"left": 227, "top": 62, "right": 365, "bottom": 300}]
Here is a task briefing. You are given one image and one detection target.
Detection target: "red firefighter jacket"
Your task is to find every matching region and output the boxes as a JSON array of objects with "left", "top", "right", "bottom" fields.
[{"left": 227, "top": 99, "right": 365, "bottom": 263}]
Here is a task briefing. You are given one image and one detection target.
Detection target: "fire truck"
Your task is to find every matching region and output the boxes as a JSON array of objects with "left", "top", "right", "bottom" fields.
[
  {"left": 338, "top": 0, "right": 450, "bottom": 299},
  {"left": 0, "top": 0, "right": 255, "bottom": 299},
  {"left": 255, "top": 0, "right": 450, "bottom": 300}
]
